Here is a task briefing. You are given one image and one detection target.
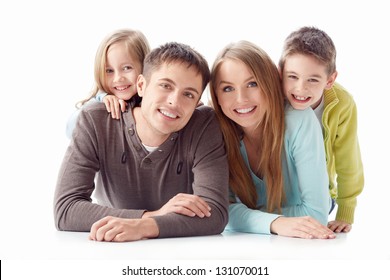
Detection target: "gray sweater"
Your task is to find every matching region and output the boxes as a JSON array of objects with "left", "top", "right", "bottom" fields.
[{"left": 54, "top": 102, "right": 229, "bottom": 238}]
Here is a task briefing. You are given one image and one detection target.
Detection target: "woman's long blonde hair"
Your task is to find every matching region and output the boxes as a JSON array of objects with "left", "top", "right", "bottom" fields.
[
  {"left": 209, "top": 40, "right": 285, "bottom": 213},
  {"left": 77, "top": 29, "right": 150, "bottom": 108}
]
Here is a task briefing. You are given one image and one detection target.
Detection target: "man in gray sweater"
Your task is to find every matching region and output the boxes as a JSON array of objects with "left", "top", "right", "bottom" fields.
[{"left": 54, "top": 42, "right": 229, "bottom": 242}]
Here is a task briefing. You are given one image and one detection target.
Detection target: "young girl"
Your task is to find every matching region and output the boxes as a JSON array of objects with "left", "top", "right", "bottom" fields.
[
  {"left": 278, "top": 26, "right": 364, "bottom": 233},
  {"left": 66, "top": 29, "right": 150, "bottom": 138},
  {"left": 210, "top": 40, "right": 335, "bottom": 239}
]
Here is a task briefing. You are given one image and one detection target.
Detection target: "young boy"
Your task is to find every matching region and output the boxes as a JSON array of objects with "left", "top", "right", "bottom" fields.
[{"left": 278, "top": 26, "right": 364, "bottom": 233}]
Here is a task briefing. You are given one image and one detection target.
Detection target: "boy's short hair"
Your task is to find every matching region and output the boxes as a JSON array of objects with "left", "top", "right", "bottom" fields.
[
  {"left": 143, "top": 42, "right": 210, "bottom": 91},
  {"left": 279, "top": 26, "right": 337, "bottom": 75}
]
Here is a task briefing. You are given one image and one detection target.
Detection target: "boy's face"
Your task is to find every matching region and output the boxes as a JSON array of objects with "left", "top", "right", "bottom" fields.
[
  {"left": 282, "top": 53, "right": 336, "bottom": 110},
  {"left": 136, "top": 62, "right": 202, "bottom": 145}
]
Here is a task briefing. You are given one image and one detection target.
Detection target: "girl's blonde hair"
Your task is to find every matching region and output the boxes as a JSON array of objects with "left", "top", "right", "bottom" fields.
[
  {"left": 77, "top": 29, "right": 150, "bottom": 108},
  {"left": 210, "top": 40, "right": 285, "bottom": 213}
]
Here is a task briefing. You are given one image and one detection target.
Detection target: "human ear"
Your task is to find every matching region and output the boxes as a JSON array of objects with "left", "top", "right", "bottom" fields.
[
  {"left": 325, "top": 71, "right": 338, "bottom": 89},
  {"left": 136, "top": 75, "right": 146, "bottom": 97},
  {"left": 277, "top": 67, "right": 283, "bottom": 79}
]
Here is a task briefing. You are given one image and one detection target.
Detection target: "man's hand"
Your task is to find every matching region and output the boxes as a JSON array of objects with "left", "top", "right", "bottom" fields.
[
  {"left": 142, "top": 193, "right": 211, "bottom": 218},
  {"left": 89, "top": 216, "right": 159, "bottom": 242}
]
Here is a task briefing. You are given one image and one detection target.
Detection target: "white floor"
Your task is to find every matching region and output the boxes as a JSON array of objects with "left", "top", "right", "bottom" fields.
[
  {"left": 2, "top": 219, "right": 389, "bottom": 279},
  {"left": 2, "top": 203, "right": 389, "bottom": 259}
]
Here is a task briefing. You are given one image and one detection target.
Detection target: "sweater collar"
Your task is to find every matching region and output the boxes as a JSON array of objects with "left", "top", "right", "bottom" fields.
[{"left": 324, "top": 83, "right": 339, "bottom": 108}]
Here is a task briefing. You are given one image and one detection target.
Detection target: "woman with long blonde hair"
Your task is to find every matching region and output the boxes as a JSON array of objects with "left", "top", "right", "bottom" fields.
[{"left": 210, "top": 40, "right": 335, "bottom": 239}]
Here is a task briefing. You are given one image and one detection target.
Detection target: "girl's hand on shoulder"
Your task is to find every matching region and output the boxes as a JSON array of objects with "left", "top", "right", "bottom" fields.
[
  {"left": 328, "top": 220, "right": 352, "bottom": 233},
  {"left": 103, "top": 95, "right": 127, "bottom": 119},
  {"left": 270, "top": 216, "right": 336, "bottom": 239}
]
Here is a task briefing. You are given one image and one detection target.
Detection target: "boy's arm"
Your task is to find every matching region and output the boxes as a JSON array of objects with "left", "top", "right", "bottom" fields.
[{"left": 333, "top": 101, "right": 364, "bottom": 224}]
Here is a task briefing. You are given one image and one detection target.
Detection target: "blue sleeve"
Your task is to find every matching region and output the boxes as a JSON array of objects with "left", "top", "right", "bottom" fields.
[
  {"left": 95, "top": 91, "right": 107, "bottom": 102},
  {"left": 65, "top": 99, "right": 100, "bottom": 139},
  {"left": 65, "top": 109, "right": 81, "bottom": 139},
  {"left": 227, "top": 196, "right": 280, "bottom": 235},
  {"left": 282, "top": 107, "right": 330, "bottom": 225}
]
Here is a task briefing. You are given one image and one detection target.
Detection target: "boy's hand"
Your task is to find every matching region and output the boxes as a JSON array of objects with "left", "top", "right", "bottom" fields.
[
  {"left": 103, "top": 95, "right": 127, "bottom": 119},
  {"left": 327, "top": 220, "right": 352, "bottom": 233}
]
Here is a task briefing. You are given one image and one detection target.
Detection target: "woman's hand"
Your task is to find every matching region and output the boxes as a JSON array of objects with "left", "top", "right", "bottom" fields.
[{"left": 271, "top": 216, "right": 336, "bottom": 239}]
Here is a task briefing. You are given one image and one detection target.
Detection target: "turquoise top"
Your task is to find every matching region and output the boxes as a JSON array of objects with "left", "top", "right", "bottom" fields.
[{"left": 226, "top": 105, "right": 330, "bottom": 234}]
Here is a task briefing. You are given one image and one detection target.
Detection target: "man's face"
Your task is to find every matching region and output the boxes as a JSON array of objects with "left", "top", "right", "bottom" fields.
[{"left": 136, "top": 62, "right": 203, "bottom": 145}]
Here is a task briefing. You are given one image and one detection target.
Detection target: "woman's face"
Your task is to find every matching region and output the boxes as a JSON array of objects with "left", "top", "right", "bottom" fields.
[{"left": 215, "top": 59, "right": 266, "bottom": 131}]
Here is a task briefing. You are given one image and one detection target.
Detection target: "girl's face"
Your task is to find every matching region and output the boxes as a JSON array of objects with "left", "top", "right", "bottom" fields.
[
  {"left": 105, "top": 41, "right": 142, "bottom": 100},
  {"left": 215, "top": 59, "right": 266, "bottom": 132},
  {"left": 282, "top": 53, "right": 336, "bottom": 110}
]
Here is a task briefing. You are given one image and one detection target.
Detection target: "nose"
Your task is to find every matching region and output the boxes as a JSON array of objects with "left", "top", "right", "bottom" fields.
[
  {"left": 113, "top": 72, "right": 124, "bottom": 82},
  {"left": 296, "top": 80, "right": 307, "bottom": 92},
  {"left": 167, "top": 90, "right": 180, "bottom": 106},
  {"left": 236, "top": 88, "right": 249, "bottom": 103}
]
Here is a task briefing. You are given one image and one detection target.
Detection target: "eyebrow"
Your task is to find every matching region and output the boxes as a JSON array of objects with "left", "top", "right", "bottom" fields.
[
  {"left": 106, "top": 62, "right": 135, "bottom": 68},
  {"left": 218, "top": 76, "right": 255, "bottom": 86},
  {"left": 159, "top": 78, "right": 200, "bottom": 96},
  {"left": 285, "top": 70, "right": 323, "bottom": 79}
]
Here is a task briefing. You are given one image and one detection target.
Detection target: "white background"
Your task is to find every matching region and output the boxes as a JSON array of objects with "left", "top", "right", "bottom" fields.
[{"left": 1, "top": 0, "right": 389, "bottom": 278}]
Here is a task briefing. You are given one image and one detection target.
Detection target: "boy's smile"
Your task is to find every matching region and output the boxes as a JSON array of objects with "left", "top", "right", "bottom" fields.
[{"left": 282, "top": 53, "right": 336, "bottom": 110}]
